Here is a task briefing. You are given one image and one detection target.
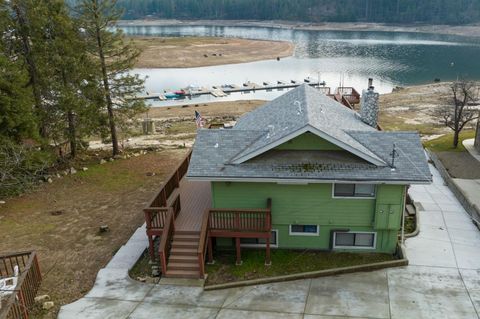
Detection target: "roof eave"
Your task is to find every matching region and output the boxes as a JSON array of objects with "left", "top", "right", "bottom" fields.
[{"left": 186, "top": 175, "right": 432, "bottom": 185}]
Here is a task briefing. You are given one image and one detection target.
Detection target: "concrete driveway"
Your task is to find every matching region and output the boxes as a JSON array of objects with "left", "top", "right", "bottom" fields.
[{"left": 58, "top": 163, "right": 480, "bottom": 319}]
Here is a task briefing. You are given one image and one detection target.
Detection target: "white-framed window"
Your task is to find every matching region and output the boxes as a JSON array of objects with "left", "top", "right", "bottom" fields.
[
  {"left": 332, "top": 183, "right": 376, "bottom": 198},
  {"left": 289, "top": 224, "right": 319, "bottom": 236},
  {"left": 240, "top": 230, "right": 278, "bottom": 248},
  {"left": 333, "top": 231, "right": 376, "bottom": 249}
]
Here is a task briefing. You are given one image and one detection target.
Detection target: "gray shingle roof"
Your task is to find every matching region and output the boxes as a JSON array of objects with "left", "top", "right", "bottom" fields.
[
  {"left": 187, "top": 85, "right": 432, "bottom": 184},
  {"left": 231, "top": 84, "right": 385, "bottom": 165}
]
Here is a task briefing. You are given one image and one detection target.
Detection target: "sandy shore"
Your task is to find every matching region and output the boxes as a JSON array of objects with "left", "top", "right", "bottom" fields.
[
  {"left": 119, "top": 19, "right": 480, "bottom": 38},
  {"left": 131, "top": 36, "right": 294, "bottom": 68}
]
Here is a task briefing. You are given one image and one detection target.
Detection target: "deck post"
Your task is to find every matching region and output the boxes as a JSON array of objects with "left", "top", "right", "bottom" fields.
[
  {"left": 207, "top": 236, "right": 214, "bottom": 264},
  {"left": 265, "top": 236, "right": 271, "bottom": 266},
  {"left": 235, "top": 238, "right": 242, "bottom": 265},
  {"left": 148, "top": 235, "right": 155, "bottom": 260}
]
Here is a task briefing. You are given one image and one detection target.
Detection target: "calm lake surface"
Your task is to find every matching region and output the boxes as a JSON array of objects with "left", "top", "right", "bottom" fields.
[{"left": 118, "top": 24, "right": 480, "bottom": 106}]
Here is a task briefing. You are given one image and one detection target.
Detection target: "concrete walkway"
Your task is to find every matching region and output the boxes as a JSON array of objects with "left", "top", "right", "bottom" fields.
[
  {"left": 58, "top": 163, "right": 480, "bottom": 319},
  {"left": 464, "top": 138, "right": 480, "bottom": 162}
]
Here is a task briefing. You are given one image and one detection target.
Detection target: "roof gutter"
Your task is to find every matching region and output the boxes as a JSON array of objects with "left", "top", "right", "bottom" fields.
[{"left": 185, "top": 175, "right": 432, "bottom": 185}]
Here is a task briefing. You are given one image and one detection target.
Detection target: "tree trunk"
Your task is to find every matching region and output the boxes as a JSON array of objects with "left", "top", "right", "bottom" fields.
[
  {"left": 67, "top": 110, "right": 76, "bottom": 158},
  {"left": 453, "top": 130, "right": 460, "bottom": 148},
  {"left": 92, "top": 0, "right": 119, "bottom": 156},
  {"left": 475, "top": 118, "right": 480, "bottom": 151},
  {"left": 12, "top": 3, "right": 46, "bottom": 138}
]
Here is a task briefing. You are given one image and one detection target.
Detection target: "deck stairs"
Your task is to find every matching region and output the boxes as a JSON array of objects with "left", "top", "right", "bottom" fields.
[{"left": 165, "top": 230, "right": 201, "bottom": 279}]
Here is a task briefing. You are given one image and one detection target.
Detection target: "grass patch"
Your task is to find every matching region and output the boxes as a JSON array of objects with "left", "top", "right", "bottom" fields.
[
  {"left": 129, "top": 250, "right": 152, "bottom": 279},
  {"left": 423, "top": 130, "right": 475, "bottom": 152},
  {"left": 165, "top": 121, "right": 197, "bottom": 135},
  {"left": 404, "top": 215, "right": 416, "bottom": 234},
  {"left": 75, "top": 161, "right": 142, "bottom": 192},
  {"left": 205, "top": 249, "right": 395, "bottom": 286}
]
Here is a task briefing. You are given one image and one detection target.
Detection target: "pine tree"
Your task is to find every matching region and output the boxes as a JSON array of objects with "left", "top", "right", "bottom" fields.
[
  {"left": 45, "top": 0, "right": 104, "bottom": 158},
  {"left": 77, "top": 0, "right": 146, "bottom": 156},
  {"left": 6, "top": 0, "right": 49, "bottom": 139},
  {"left": 0, "top": 45, "right": 35, "bottom": 142}
]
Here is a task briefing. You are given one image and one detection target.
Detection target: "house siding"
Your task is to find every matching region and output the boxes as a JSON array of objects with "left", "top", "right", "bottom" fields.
[{"left": 211, "top": 182, "right": 405, "bottom": 253}]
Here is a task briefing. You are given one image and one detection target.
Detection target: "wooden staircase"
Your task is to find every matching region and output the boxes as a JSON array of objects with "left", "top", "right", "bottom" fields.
[{"left": 165, "top": 230, "right": 201, "bottom": 278}]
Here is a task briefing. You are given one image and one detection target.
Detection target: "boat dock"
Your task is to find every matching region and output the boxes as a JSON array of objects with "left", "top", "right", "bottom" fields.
[{"left": 132, "top": 79, "right": 327, "bottom": 101}]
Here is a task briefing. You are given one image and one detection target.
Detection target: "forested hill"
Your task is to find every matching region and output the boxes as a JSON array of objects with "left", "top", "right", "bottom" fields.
[{"left": 116, "top": 0, "right": 480, "bottom": 25}]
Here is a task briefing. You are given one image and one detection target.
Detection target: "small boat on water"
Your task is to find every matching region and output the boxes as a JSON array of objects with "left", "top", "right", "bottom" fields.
[{"left": 164, "top": 92, "right": 179, "bottom": 99}]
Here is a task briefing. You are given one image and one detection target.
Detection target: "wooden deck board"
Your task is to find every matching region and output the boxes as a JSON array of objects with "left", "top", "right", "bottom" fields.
[{"left": 173, "top": 179, "right": 211, "bottom": 231}]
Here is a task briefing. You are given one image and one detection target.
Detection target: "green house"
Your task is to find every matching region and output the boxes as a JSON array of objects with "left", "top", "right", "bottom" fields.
[
  {"left": 186, "top": 84, "right": 431, "bottom": 259},
  {"left": 144, "top": 84, "right": 433, "bottom": 278}
]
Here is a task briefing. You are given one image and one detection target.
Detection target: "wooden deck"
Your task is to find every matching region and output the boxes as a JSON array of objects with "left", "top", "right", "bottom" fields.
[{"left": 173, "top": 179, "right": 211, "bottom": 231}]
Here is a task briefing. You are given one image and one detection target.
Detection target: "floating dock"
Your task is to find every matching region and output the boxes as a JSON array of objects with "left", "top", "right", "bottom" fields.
[{"left": 131, "top": 79, "right": 326, "bottom": 101}]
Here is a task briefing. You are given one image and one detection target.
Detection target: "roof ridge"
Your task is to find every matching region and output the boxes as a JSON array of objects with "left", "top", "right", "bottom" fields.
[{"left": 227, "top": 130, "right": 269, "bottom": 164}]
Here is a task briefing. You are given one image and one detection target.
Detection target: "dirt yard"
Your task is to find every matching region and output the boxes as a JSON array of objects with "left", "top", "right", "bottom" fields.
[
  {"left": 378, "top": 83, "right": 453, "bottom": 135},
  {"left": 0, "top": 149, "right": 188, "bottom": 318},
  {"left": 131, "top": 36, "right": 294, "bottom": 68},
  {"left": 86, "top": 82, "right": 467, "bottom": 151}
]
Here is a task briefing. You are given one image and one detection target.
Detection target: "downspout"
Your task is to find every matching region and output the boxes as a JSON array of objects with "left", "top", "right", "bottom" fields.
[{"left": 401, "top": 186, "right": 407, "bottom": 245}]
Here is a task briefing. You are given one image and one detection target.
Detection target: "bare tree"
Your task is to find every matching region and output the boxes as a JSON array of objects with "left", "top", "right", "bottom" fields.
[
  {"left": 435, "top": 80, "right": 480, "bottom": 148},
  {"left": 475, "top": 116, "right": 480, "bottom": 151}
]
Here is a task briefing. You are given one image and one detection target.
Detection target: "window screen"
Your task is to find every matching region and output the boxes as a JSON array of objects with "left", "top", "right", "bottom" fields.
[
  {"left": 334, "top": 232, "right": 375, "bottom": 248},
  {"left": 334, "top": 184, "right": 355, "bottom": 196},
  {"left": 355, "top": 184, "right": 376, "bottom": 197},
  {"left": 334, "top": 232, "right": 355, "bottom": 246},
  {"left": 290, "top": 225, "right": 318, "bottom": 234},
  {"left": 334, "top": 184, "right": 375, "bottom": 197}
]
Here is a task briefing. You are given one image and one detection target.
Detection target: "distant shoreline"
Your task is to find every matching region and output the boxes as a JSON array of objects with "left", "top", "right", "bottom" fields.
[{"left": 117, "top": 19, "right": 480, "bottom": 38}]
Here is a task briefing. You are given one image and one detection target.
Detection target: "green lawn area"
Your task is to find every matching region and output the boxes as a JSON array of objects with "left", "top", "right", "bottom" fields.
[
  {"left": 423, "top": 130, "right": 476, "bottom": 152},
  {"left": 404, "top": 215, "right": 416, "bottom": 234},
  {"left": 205, "top": 249, "right": 396, "bottom": 286}
]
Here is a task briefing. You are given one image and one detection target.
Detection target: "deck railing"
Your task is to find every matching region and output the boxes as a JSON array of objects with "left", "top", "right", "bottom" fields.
[
  {"left": 144, "top": 151, "right": 191, "bottom": 233},
  {"left": 145, "top": 150, "right": 192, "bottom": 209},
  {"left": 336, "top": 87, "right": 361, "bottom": 105},
  {"left": 197, "top": 209, "right": 210, "bottom": 278},
  {"left": 208, "top": 198, "right": 272, "bottom": 234},
  {"left": 317, "top": 87, "right": 331, "bottom": 95},
  {"left": 0, "top": 251, "right": 41, "bottom": 319},
  {"left": 158, "top": 209, "right": 175, "bottom": 275},
  {"left": 144, "top": 208, "right": 170, "bottom": 235},
  {"left": 208, "top": 209, "right": 271, "bottom": 232}
]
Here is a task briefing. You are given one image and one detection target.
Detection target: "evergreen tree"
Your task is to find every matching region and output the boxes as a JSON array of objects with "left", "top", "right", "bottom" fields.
[
  {"left": 6, "top": 0, "right": 49, "bottom": 139},
  {"left": 45, "top": 0, "right": 104, "bottom": 158},
  {"left": 77, "top": 0, "right": 146, "bottom": 156},
  {"left": 0, "top": 45, "right": 35, "bottom": 142}
]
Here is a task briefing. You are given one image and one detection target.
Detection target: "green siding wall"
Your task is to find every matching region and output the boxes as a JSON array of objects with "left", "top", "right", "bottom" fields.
[
  {"left": 274, "top": 132, "right": 342, "bottom": 151},
  {"left": 211, "top": 182, "right": 406, "bottom": 253}
]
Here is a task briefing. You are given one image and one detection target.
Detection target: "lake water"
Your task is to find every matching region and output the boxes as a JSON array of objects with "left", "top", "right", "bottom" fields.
[{"left": 118, "top": 24, "right": 480, "bottom": 106}]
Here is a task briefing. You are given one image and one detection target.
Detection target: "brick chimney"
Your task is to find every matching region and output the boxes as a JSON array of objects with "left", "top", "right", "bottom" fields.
[{"left": 360, "top": 78, "right": 380, "bottom": 128}]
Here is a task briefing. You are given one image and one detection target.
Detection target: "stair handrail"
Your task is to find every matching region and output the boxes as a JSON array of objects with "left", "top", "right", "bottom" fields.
[
  {"left": 197, "top": 209, "right": 210, "bottom": 278},
  {"left": 158, "top": 208, "right": 175, "bottom": 275}
]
